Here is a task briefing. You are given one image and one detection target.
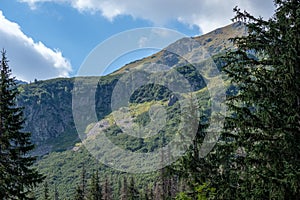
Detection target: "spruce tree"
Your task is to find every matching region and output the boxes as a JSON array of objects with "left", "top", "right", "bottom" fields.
[
  {"left": 142, "top": 186, "right": 150, "bottom": 200},
  {"left": 75, "top": 184, "right": 85, "bottom": 200},
  {"left": 220, "top": 0, "right": 300, "bottom": 198},
  {"left": 75, "top": 165, "right": 87, "bottom": 200},
  {"left": 0, "top": 50, "right": 44, "bottom": 199},
  {"left": 171, "top": 94, "right": 215, "bottom": 199},
  {"left": 127, "top": 177, "right": 139, "bottom": 200},
  {"left": 88, "top": 171, "right": 102, "bottom": 200},
  {"left": 116, "top": 177, "right": 122, "bottom": 200},
  {"left": 120, "top": 177, "right": 128, "bottom": 200},
  {"left": 101, "top": 177, "right": 112, "bottom": 200},
  {"left": 153, "top": 181, "right": 162, "bottom": 200},
  {"left": 54, "top": 184, "right": 59, "bottom": 200},
  {"left": 43, "top": 181, "right": 50, "bottom": 200}
]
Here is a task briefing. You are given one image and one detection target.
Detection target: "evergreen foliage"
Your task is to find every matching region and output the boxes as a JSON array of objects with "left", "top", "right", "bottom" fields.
[
  {"left": 88, "top": 171, "right": 102, "bottom": 200},
  {"left": 54, "top": 184, "right": 59, "bottom": 200},
  {"left": 43, "top": 181, "right": 50, "bottom": 200},
  {"left": 219, "top": 0, "right": 300, "bottom": 198},
  {"left": 120, "top": 177, "right": 128, "bottom": 200},
  {"left": 102, "top": 177, "right": 113, "bottom": 200},
  {"left": 0, "top": 50, "right": 44, "bottom": 199},
  {"left": 127, "top": 177, "right": 139, "bottom": 200},
  {"left": 172, "top": 94, "right": 216, "bottom": 199},
  {"left": 74, "top": 165, "right": 87, "bottom": 200}
]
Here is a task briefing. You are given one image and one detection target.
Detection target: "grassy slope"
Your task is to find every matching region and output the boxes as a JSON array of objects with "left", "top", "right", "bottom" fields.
[
  {"left": 34, "top": 87, "right": 211, "bottom": 199},
  {"left": 32, "top": 22, "right": 244, "bottom": 199}
]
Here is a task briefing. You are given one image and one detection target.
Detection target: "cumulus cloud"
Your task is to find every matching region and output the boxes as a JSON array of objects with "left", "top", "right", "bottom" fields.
[
  {"left": 0, "top": 10, "right": 72, "bottom": 81},
  {"left": 19, "top": 0, "right": 275, "bottom": 33}
]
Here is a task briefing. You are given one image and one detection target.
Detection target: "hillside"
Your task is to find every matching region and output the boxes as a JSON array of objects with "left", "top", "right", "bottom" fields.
[
  {"left": 17, "top": 22, "right": 245, "bottom": 156},
  {"left": 113, "top": 22, "right": 246, "bottom": 74},
  {"left": 15, "top": 22, "right": 247, "bottom": 199}
]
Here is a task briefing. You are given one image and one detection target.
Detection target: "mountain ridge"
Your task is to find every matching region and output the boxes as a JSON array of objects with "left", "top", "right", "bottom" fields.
[
  {"left": 17, "top": 22, "right": 246, "bottom": 156},
  {"left": 112, "top": 21, "right": 246, "bottom": 75}
]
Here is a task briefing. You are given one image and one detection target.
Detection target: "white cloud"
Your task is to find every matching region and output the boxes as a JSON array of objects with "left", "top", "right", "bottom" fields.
[
  {"left": 0, "top": 10, "right": 72, "bottom": 82},
  {"left": 19, "top": 0, "right": 275, "bottom": 33}
]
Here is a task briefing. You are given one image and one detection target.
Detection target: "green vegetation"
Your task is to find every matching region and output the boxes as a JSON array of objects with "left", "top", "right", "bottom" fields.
[
  {"left": 2, "top": 1, "right": 299, "bottom": 199},
  {"left": 18, "top": 77, "right": 77, "bottom": 155},
  {"left": 172, "top": 0, "right": 300, "bottom": 199},
  {"left": 32, "top": 85, "right": 211, "bottom": 199},
  {"left": 217, "top": 1, "right": 300, "bottom": 198},
  {"left": 34, "top": 147, "right": 159, "bottom": 199},
  {"left": 0, "top": 50, "right": 44, "bottom": 199}
]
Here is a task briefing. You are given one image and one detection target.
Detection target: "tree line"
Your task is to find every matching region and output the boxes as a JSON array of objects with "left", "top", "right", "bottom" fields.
[
  {"left": 43, "top": 166, "right": 187, "bottom": 200},
  {"left": 172, "top": 0, "right": 300, "bottom": 199},
  {"left": 0, "top": 0, "right": 299, "bottom": 199}
]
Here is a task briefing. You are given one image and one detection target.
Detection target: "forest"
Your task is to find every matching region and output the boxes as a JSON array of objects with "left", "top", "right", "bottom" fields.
[{"left": 0, "top": 0, "right": 299, "bottom": 199}]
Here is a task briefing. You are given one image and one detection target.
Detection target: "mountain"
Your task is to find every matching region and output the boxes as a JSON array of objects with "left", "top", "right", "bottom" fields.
[
  {"left": 17, "top": 76, "right": 118, "bottom": 155},
  {"left": 16, "top": 22, "right": 248, "bottom": 199},
  {"left": 17, "top": 22, "right": 245, "bottom": 156},
  {"left": 15, "top": 79, "right": 28, "bottom": 85},
  {"left": 113, "top": 21, "right": 246, "bottom": 74}
]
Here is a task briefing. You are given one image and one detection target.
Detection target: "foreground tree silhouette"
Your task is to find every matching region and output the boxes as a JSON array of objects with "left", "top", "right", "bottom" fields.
[
  {"left": 221, "top": 0, "right": 300, "bottom": 199},
  {"left": 0, "top": 50, "right": 44, "bottom": 199}
]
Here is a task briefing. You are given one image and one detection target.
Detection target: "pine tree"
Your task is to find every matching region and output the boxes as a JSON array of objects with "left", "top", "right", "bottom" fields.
[
  {"left": 116, "top": 177, "right": 122, "bottom": 200},
  {"left": 127, "top": 177, "right": 139, "bottom": 200},
  {"left": 153, "top": 181, "right": 162, "bottom": 200},
  {"left": 149, "top": 186, "right": 154, "bottom": 200},
  {"left": 171, "top": 94, "right": 215, "bottom": 199},
  {"left": 54, "top": 184, "right": 59, "bottom": 200},
  {"left": 75, "top": 184, "right": 85, "bottom": 200},
  {"left": 101, "top": 176, "right": 112, "bottom": 200},
  {"left": 220, "top": 0, "right": 300, "bottom": 198},
  {"left": 75, "top": 165, "right": 87, "bottom": 200},
  {"left": 142, "top": 186, "right": 150, "bottom": 200},
  {"left": 120, "top": 177, "right": 128, "bottom": 200},
  {"left": 88, "top": 171, "right": 102, "bottom": 200},
  {"left": 155, "top": 130, "right": 174, "bottom": 200},
  {"left": 43, "top": 181, "right": 50, "bottom": 200},
  {"left": 0, "top": 50, "right": 44, "bottom": 199}
]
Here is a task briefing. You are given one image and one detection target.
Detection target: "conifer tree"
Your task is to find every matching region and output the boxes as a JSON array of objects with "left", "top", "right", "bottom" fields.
[
  {"left": 75, "top": 184, "right": 85, "bottom": 200},
  {"left": 102, "top": 176, "right": 112, "bottom": 200},
  {"left": 88, "top": 171, "right": 102, "bottom": 200},
  {"left": 0, "top": 50, "right": 44, "bottom": 199},
  {"left": 142, "top": 186, "right": 150, "bottom": 200},
  {"left": 220, "top": 0, "right": 300, "bottom": 198},
  {"left": 149, "top": 186, "right": 155, "bottom": 200},
  {"left": 127, "top": 176, "right": 139, "bottom": 200},
  {"left": 43, "top": 181, "right": 50, "bottom": 200},
  {"left": 171, "top": 94, "right": 214, "bottom": 199},
  {"left": 120, "top": 177, "right": 128, "bottom": 200},
  {"left": 75, "top": 165, "right": 87, "bottom": 200},
  {"left": 54, "top": 184, "right": 59, "bottom": 200},
  {"left": 116, "top": 177, "right": 122, "bottom": 199}
]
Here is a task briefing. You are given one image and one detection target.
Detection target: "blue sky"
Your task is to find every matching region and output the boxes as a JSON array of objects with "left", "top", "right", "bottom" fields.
[{"left": 0, "top": 0, "right": 274, "bottom": 81}]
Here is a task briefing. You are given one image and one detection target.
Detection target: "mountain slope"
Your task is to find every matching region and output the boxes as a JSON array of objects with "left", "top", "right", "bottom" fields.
[
  {"left": 18, "top": 22, "right": 245, "bottom": 156},
  {"left": 113, "top": 22, "right": 246, "bottom": 74},
  {"left": 16, "top": 22, "right": 248, "bottom": 199}
]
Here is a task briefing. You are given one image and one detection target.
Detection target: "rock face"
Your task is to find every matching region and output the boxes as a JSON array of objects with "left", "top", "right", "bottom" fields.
[
  {"left": 17, "top": 22, "right": 245, "bottom": 156},
  {"left": 17, "top": 76, "right": 119, "bottom": 155},
  {"left": 18, "top": 78, "right": 74, "bottom": 144}
]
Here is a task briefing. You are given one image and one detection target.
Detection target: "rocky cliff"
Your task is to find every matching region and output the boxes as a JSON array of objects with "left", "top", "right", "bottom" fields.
[{"left": 17, "top": 22, "right": 246, "bottom": 156}]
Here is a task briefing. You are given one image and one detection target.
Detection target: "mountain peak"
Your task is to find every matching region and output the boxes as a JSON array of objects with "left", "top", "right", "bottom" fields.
[
  {"left": 112, "top": 22, "right": 246, "bottom": 75},
  {"left": 191, "top": 21, "right": 247, "bottom": 55}
]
